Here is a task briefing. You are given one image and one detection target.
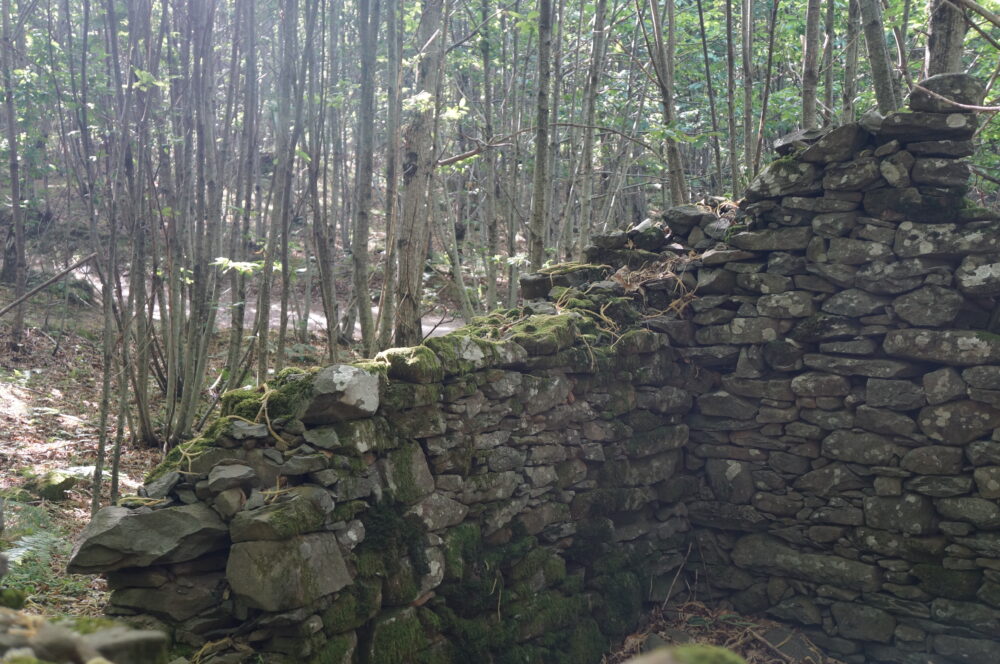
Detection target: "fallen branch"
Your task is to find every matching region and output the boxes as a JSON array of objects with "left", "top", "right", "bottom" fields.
[{"left": 0, "top": 253, "right": 98, "bottom": 321}]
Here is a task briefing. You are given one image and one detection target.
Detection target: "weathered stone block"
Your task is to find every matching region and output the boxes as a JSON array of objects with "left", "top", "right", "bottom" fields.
[
  {"left": 822, "top": 430, "right": 899, "bottom": 465},
  {"left": 227, "top": 533, "right": 351, "bottom": 612},
  {"left": 303, "top": 365, "right": 381, "bottom": 423},
  {"left": 831, "top": 602, "right": 895, "bottom": 643},
  {"left": 731, "top": 534, "right": 882, "bottom": 591},
  {"left": 917, "top": 400, "right": 1000, "bottom": 444},
  {"left": 885, "top": 329, "right": 1000, "bottom": 366},
  {"left": 864, "top": 494, "right": 937, "bottom": 535},
  {"left": 68, "top": 504, "right": 230, "bottom": 574}
]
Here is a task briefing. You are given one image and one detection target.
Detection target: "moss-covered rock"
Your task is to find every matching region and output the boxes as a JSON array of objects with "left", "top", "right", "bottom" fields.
[
  {"left": 309, "top": 630, "right": 357, "bottom": 664},
  {"left": 508, "top": 315, "right": 578, "bottom": 355},
  {"left": 26, "top": 470, "right": 80, "bottom": 501},
  {"left": 367, "top": 607, "right": 431, "bottom": 664},
  {"left": 382, "top": 382, "right": 442, "bottom": 411},
  {"left": 145, "top": 436, "right": 218, "bottom": 483},
  {"left": 321, "top": 579, "right": 382, "bottom": 634},
  {"left": 377, "top": 346, "right": 445, "bottom": 384},
  {"left": 0, "top": 587, "right": 26, "bottom": 609},
  {"left": 332, "top": 416, "right": 397, "bottom": 455},
  {"left": 425, "top": 334, "right": 500, "bottom": 376},
  {"left": 591, "top": 571, "right": 643, "bottom": 637}
]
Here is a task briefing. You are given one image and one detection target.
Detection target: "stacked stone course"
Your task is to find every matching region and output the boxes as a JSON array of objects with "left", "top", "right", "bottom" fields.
[
  {"left": 68, "top": 319, "right": 689, "bottom": 663},
  {"left": 66, "top": 73, "right": 1000, "bottom": 664},
  {"left": 583, "top": 73, "right": 1000, "bottom": 664}
]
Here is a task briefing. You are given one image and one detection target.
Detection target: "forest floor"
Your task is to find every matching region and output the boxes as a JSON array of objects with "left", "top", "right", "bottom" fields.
[{"left": 0, "top": 293, "right": 839, "bottom": 663}]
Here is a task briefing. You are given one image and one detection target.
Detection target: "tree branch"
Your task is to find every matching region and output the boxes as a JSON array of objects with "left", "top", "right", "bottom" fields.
[{"left": 0, "top": 253, "right": 98, "bottom": 321}]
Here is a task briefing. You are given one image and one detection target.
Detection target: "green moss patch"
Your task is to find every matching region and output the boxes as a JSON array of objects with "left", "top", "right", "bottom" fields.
[
  {"left": 376, "top": 346, "right": 445, "bottom": 384},
  {"left": 508, "top": 314, "right": 578, "bottom": 355},
  {"left": 368, "top": 607, "right": 430, "bottom": 664},
  {"left": 322, "top": 578, "right": 383, "bottom": 634},
  {"left": 145, "top": 436, "right": 216, "bottom": 483}
]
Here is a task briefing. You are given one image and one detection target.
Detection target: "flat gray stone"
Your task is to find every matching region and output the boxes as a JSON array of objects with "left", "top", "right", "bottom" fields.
[
  {"left": 864, "top": 494, "right": 937, "bottom": 535},
  {"left": 892, "top": 285, "right": 963, "bottom": 327},
  {"left": 822, "top": 430, "right": 899, "bottom": 465},
  {"left": 901, "top": 446, "right": 964, "bottom": 475},
  {"left": 68, "top": 504, "right": 229, "bottom": 574},
  {"left": 866, "top": 378, "right": 925, "bottom": 411},
  {"left": 207, "top": 464, "right": 257, "bottom": 493},
  {"left": 884, "top": 329, "right": 1000, "bottom": 366},
  {"left": 227, "top": 533, "right": 351, "bottom": 612},
  {"left": 731, "top": 534, "right": 882, "bottom": 591},
  {"left": 728, "top": 227, "right": 813, "bottom": 251},
  {"left": 821, "top": 289, "right": 889, "bottom": 317},
  {"left": 918, "top": 400, "right": 1000, "bottom": 444},
  {"left": 831, "top": 602, "right": 895, "bottom": 643}
]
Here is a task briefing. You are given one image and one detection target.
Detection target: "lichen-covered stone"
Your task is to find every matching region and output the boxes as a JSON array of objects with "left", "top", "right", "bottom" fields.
[
  {"left": 302, "top": 364, "right": 380, "bottom": 423},
  {"left": 936, "top": 497, "right": 1000, "bottom": 529},
  {"left": 879, "top": 110, "right": 978, "bottom": 141},
  {"left": 895, "top": 220, "right": 1000, "bottom": 258},
  {"left": 957, "top": 254, "right": 1000, "bottom": 296},
  {"left": 745, "top": 160, "right": 821, "bottom": 201},
  {"left": 911, "top": 157, "right": 970, "bottom": 187},
  {"left": 909, "top": 73, "right": 986, "bottom": 112},
  {"left": 884, "top": 329, "right": 1000, "bottom": 366},
  {"left": 973, "top": 466, "right": 1000, "bottom": 499},
  {"left": 866, "top": 378, "right": 925, "bottom": 411},
  {"left": 823, "top": 157, "right": 882, "bottom": 191},
  {"left": 901, "top": 446, "right": 964, "bottom": 475},
  {"left": 822, "top": 430, "right": 898, "bottom": 465},
  {"left": 917, "top": 400, "right": 1000, "bottom": 444},
  {"left": 864, "top": 494, "right": 937, "bottom": 535}
]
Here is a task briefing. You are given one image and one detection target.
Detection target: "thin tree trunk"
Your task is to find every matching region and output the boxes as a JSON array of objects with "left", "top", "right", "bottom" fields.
[
  {"left": 725, "top": 0, "right": 739, "bottom": 195},
  {"left": 822, "top": 0, "right": 835, "bottom": 123},
  {"left": 1, "top": 0, "right": 25, "bottom": 345},
  {"left": 354, "top": 0, "right": 380, "bottom": 355},
  {"left": 753, "top": 0, "right": 781, "bottom": 174},
  {"left": 742, "top": 0, "right": 753, "bottom": 174},
  {"left": 395, "top": 0, "right": 446, "bottom": 346},
  {"left": 528, "top": 0, "right": 552, "bottom": 270},
  {"left": 637, "top": 0, "right": 688, "bottom": 206},
  {"left": 926, "top": 0, "right": 968, "bottom": 76},
  {"left": 844, "top": 0, "right": 861, "bottom": 120},
  {"left": 696, "top": 0, "right": 722, "bottom": 189},
  {"left": 803, "top": 0, "right": 822, "bottom": 128},
  {"left": 575, "top": 0, "right": 607, "bottom": 258},
  {"left": 374, "top": 0, "right": 401, "bottom": 348},
  {"left": 859, "top": 0, "right": 901, "bottom": 113}
]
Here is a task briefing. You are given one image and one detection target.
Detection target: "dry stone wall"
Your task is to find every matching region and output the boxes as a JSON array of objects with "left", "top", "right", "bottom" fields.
[
  {"left": 66, "top": 73, "right": 1000, "bottom": 664},
  {"left": 583, "top": 73, "right": 1000, "bottom": 664},
  {"left": 68, "top": 318, "right": 689, "bottom": 664}
]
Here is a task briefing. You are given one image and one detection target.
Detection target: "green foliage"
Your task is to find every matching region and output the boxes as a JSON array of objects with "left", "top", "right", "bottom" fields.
[{"left": 1, "top": 501, "right": 90, "bottom": 606}]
